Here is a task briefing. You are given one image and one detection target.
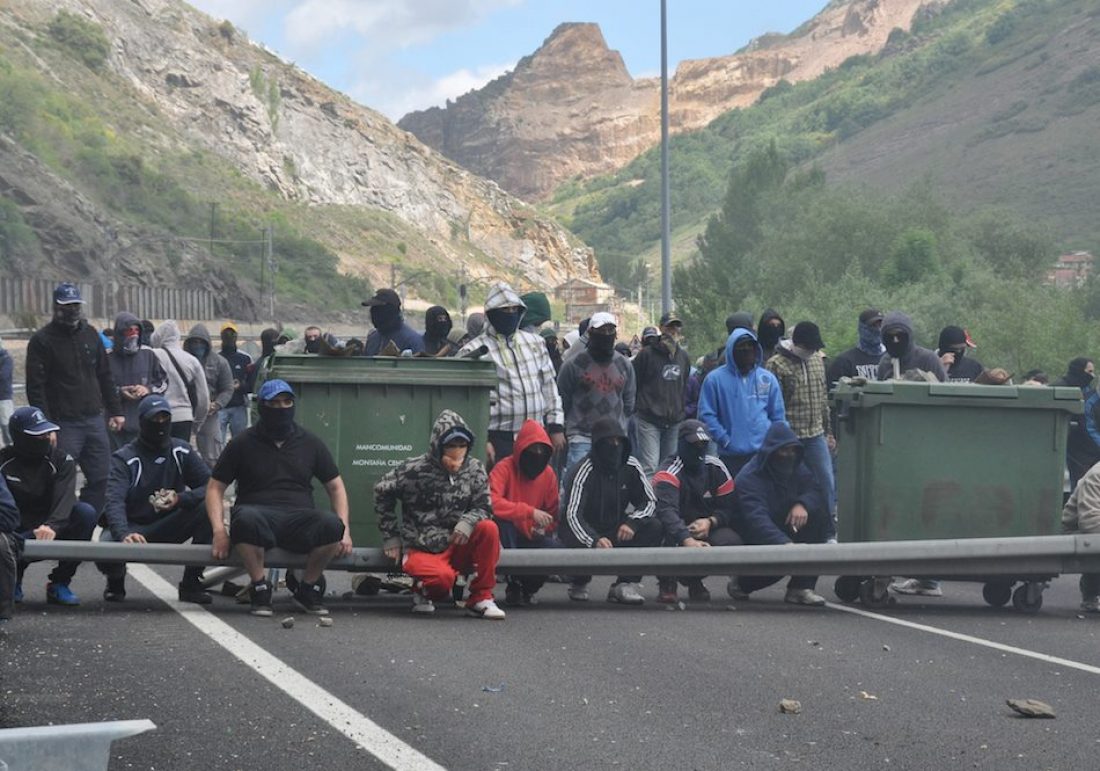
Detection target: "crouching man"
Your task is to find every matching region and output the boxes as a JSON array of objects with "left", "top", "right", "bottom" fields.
[
  {"left": 99, "top": 395, "right": 213, "bottom": 604},
  {"left": 652, "top": 419, "right": 742, "bottom": 604},
  {"left": 207, "top": 380, "right": 352, "bottom": 617},
  {"left": 1, "top": 407, "right": 96, "bottom": 606},
  {"left": 729, "top": 422, "right": 831, "bottom": 606},
  {"left": 1062, "top": 462, "right": 1100, "bottom": 613},
  {"left": 560, "top": 417, "right": 663, "bottom": 605},
  {"left": 375, "top": 410, "right": 505, "bottom": 620},
  {"left": 489, "top": 419, "right": 560, "bottom": 607}
]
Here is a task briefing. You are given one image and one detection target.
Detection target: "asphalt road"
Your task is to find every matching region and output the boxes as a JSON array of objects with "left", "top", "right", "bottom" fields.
[{"left": 3, "top": 563, "right": 1099, "bottom": 771}]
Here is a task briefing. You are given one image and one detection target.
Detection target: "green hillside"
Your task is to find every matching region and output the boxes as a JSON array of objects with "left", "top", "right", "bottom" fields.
[{"left": 551, "top": 0, "right": 1100, "bottom": 292}]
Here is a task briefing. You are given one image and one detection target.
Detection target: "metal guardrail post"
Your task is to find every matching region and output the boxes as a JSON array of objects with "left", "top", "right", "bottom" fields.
[{"left": 0, "top": 719, "right": 155, "bottom": 771}]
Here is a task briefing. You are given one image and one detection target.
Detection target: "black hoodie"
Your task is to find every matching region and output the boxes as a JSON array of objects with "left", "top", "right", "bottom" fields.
[
  {"left": 876, "top": 312, "right": 946, "bottom": 382},
  {"left": 560, "top": 418, "right": 656, "bottom": 546},
  {"left": 757, "top": 308, "right": 786, "bottom": 358},
  {"left": 422, "top": 306, "right": 454, "bottom": 356}
]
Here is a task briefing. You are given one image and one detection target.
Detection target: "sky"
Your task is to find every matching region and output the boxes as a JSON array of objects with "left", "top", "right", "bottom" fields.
[{"left": 188, "top": 0, "right": 830, "bottom": 121}]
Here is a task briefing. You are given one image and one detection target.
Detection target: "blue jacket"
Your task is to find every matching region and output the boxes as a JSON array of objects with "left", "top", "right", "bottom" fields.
[
  {"left": 698, "top": 328, "right": 786, "bottom": 456},
  {"left": 733, "top": 422, "right": 829, "bottom": 545},
  {"left": 0, "top": 347, "right": 12, "bottom": 400},
  {"left": 104, "top": 438, "right": 210, "bottom": 540},
  {"left": 364, "top": 323, "right": 424, "bottom": 356}
]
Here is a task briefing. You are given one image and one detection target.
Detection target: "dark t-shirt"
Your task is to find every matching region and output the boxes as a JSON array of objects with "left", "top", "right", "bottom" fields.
[{"left": 212, "top": 425, "right": 339, "bottom": 510}]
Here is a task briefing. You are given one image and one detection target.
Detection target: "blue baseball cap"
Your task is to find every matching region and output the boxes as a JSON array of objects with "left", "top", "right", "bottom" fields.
[
  {"left": 10, "top": 407, "right": 60, "bottom": 436},
  {"left": 138, "top": 394, "right": 172, "bottom": 419},
  {"left": 258, "top": 379, "right": 295, "bottom": 402},
  {"left": 53, "top": 282, "right": 84, "bottom": 305}
]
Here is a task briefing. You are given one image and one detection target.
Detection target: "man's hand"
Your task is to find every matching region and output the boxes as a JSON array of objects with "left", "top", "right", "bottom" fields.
[
  {"left": 449, "top": 529, "right": 470, "bottom": 546},
  {"left": 786, "top": 503, "right": 809, "bottom": 533},
  {"left": 338, "top": 532, "right": 353, "bottom": 557},
  {"left": 595, "top": 537, "right": 614, "bottom": 549},
  {"left": 826, "top": 435, "right": 836, "bottom": 453},
  {"left": 383, "top": 544, "right": 402, "bottom": 564},
  {"left": 687, "top": 518, "right": 712, "bottom": 539},
  {"left": 151, "top": 490, "right": 179, "bottom": 513},
  {"left": 940, "top": 352, "right": 956, "bottom": 368},
  {"left": 617, "top": 523, "right": 635, "bottom": 542},
  {"left": 532, "top": 509, "right": 554, "bottom": 530},
  {"left": 211, "top": 531, "right": 230, "bottom": 560},
  {"left": 681, "top": 536, "right": 709, "bottom": 548},
  {"left": 550, "top": 431, "right": 567, "bottom": 455},
  {"left": 32, "top": 524, "right": 56, "bottom": 541},
  {"left": 108, "top": 416, "right": 125, "bottom": 432},
  {"left": 123, "top": 533, "right": 148, "bottom": 544},
  {"left": 485, "top": 442, "right": 496, "bottom": 467}
]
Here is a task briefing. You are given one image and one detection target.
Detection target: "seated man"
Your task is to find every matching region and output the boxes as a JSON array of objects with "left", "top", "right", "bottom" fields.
[
  {"left": 652, "top": 419, "right": 742, "bottom": 604},
  {"left": 0, "top": 474, "right": 19, "bottom": 631},
  {"left": 730, "top": 422, "right": 831, "bottom": 606},
  {"left": 376, "top": 410, "right": 505, "bottom": 620},
  {"left": 560, "top": 417, "right": 664, "bottom": 605},
  {"left": 489, "top": 419, "right": 560, "bottom": 607},
  {"left": 99, "top": 395, "right": 214, "bottom": 604},
  {"left": 0, "top": 407, "right": 96, "bottom": 606},
  {"left": 1061, "top": 461, "right": 1100, "bottom": 613},
  {"left": 208, "top": 380, "right": 352, "bottom": 617}
]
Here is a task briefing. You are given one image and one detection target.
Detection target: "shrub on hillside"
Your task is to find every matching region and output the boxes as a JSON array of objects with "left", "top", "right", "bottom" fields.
[{"left": 47, "top": 11, "right": 110, "bottom": 70}]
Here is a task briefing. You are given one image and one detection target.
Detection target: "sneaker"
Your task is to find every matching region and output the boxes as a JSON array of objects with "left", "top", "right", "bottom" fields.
[
  {"left": 726, "top": 578, "right": 750, "bottom": 601},
  {"left": 567, "top": 583, "right": 590, "bottom": 602},
  {"left": 504, "top": 582, "right": 525, "bottom": 607},
  {"left": 467, "top": 598, "right": 506, "bottom": 620},
  {"left": 657, "top": 579, "right": 678, "bottom": 604},
  {"left": 103, "top": 578, "right": 126, "bottom": 603},
  {"left": 411, "top": 589, "right": 435, "bottom": 614},
  {"left": 607, "top": 582, "right": 645, "bottom": 605},
  {"left": 686, "top": 580, "right": 711, "bottom": 603},
  {"left": 249, "top": 580, "right": 274, "bottom": 617},
  {"left": 890, "top": 579, "right": 943, "bottom": 597},
  {"left": 785, "top": 588, "right": 827, "bottom": 606},
  {"left": 13, "top": 584, "right": 22, "bottom": 604},
  {"left": 46, "top": 582, "right": 80, "bottom": 606},
  {"left": 291, "top": 580, "right": 329, "bottom": 616},
  {"left": 1081, "top": 596, "right": 1100, "bottom": 613},
  {"left": 178, "top": 582, "right": 213, "bottom": 605}
]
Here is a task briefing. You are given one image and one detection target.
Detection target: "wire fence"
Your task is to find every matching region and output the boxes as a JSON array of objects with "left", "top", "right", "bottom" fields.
[{"left": 0, "top": 277, "right": 215, "bottom": 321}]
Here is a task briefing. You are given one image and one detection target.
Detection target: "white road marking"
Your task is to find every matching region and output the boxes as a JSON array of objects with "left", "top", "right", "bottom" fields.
[
  {"left": 826, "top": 601, "right": 1100, "bottom": 675},
  {"left": 128, "top": 565, "right": 446, "bottom": 771}
]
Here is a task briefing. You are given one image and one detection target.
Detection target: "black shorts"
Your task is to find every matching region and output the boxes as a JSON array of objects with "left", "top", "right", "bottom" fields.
[{"left": 229, "top": 505, "right": 344, "bottom": 552}]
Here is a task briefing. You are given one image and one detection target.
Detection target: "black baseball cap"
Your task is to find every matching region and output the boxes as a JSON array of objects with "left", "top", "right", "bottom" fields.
[
  {"left": 659, "top": 311, "right": 682, "bottom": 327},
  {"left": 678, "top": 419, "right": 711, "bottom": 443},
  {"left": 362, "top": 288, "right": 401, "bottom": 308}
]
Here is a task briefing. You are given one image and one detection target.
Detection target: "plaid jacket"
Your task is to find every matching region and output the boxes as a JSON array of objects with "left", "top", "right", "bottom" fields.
[
  {"left": 765, "top": 344, "right": 830, "bottom": 439},
  {"left": 459, "top": 283, "right": 563, "bottom": 433}
]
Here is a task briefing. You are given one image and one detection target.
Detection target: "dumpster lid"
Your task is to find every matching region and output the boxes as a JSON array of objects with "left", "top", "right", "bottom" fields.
[{"left": 832, "top": 380, "right": 1083, "bottom": 412}]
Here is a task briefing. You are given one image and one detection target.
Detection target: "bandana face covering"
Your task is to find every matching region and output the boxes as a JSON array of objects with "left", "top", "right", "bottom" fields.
[
  {"left": 258, "top": 405, "right": 296, "bottom": 440},
  {"left": 518, "top": 445, "right": 551, "bottom": 479}
]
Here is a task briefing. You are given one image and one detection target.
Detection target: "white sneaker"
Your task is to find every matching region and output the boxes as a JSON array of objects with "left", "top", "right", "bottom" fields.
[
  {"left": 467, "top": 598, "right": 506, "bottom": 620},
  {"left": 890, "top": 579, "right": 943, "bottom": 597},
  {"left": 411, "top": 589, "right": 435, "bottom": 614},
  {"left": 784, "top": 588, "right": 826, "bottom": 606},
  {"left": 607, "top": 582, "right": 645, "bottom": 605}
]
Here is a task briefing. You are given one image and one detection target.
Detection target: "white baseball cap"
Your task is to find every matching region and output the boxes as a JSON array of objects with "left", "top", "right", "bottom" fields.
[{"left": 588, "top": 312, "right": 617, "bottom": 330}]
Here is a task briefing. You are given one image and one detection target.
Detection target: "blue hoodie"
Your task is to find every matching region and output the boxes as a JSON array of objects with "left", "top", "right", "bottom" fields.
[{"left": 698, "top": 328, "right": 786, "bottom": 456}]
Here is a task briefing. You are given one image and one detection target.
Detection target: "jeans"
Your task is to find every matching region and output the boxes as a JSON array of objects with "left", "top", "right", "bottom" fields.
[
  {"left": 634, "top": 417, "right": 679, "bottom": 478},
  {"left": 98, "top": 498, "right": 212, "bottom": 586},
  {"left": 219, "top": 405, "right": 249, "bottom": 446},
  {"left": 18, "top": 502, "right": 97, "bottom": 585},
  {"left": 496, "top": 519, "right": 561, "bottom": 597},
  {"left": 800, "top": 433, "right": 837, "bottom": 516},
  {"left": 197, "top": 411, "right": 222, "bottom": 468},
  {"left": 56, "top": 416, "right": 112, "bottom": 515},
  {"left": 0, "top": 399, "right": 13, "bottom": 446},
  {"left": 565, "top": 436, "right": 592, "bottom": 474}
]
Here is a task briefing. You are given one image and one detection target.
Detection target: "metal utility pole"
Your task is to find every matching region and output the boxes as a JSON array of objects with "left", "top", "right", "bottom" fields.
[
  {"left": 209, "top": 203, "right": 217, "bottom": 260},
  {"left": 659, "top": 0, "right": 672, "bottom": 316},
  {"left": 265, "top": 225, "right": 275, "bottom": 318}
]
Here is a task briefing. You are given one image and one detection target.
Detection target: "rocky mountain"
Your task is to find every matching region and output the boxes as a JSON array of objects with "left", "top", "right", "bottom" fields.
[
  {"left": 0, "top": 0, "right": 597, "bottom": 320},
  {"left": 399, "top": 0, "right": 929, "bottom": 200}
]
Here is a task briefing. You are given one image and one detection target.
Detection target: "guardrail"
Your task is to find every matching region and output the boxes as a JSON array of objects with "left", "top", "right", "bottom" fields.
[
  {"left": 0, "top": 719, "right": 155, "bottom": 771},
  {"left": 21, "top": 535, "right": 1100, "bottom": 577}
]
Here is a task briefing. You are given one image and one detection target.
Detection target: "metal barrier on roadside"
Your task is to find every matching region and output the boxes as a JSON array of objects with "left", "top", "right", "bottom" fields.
[{"left": 0, "top": 719, "right": 155, "bottom": 771}]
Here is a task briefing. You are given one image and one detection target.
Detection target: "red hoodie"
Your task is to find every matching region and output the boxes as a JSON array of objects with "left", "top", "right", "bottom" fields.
[{"left": 489, "top": 420, "right": 559, "bottom": 540}]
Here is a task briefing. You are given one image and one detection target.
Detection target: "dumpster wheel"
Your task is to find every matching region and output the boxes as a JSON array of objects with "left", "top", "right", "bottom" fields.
[
  {"left": 858, "top": 577, "right": 896, "bottom": 609},
  {"left": 1012, "top": 582, "right": 1044, "bottom": 613},
  {"left": 834, "top": 575, "right": 862, "bottom": 603},
  {"left": 981, "top": 581, "right": 1013, "bottom": 608}
]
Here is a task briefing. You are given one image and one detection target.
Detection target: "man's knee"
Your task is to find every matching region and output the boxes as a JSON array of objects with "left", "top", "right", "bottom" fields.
[
  {"left": 229, "top": 507, "right": 273, "bottom": 547},
  {"left": 312, "top": 513, "right": 344, "bottom": 547},
  {"left": 68, "top": 502, "right": 98, "bottom": 538},
  {"left": 471, "top": 519, "right": 499, "bottom": 542}
]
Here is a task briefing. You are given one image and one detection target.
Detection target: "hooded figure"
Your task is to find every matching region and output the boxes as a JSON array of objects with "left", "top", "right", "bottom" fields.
[
  {"left": 725, "top": 312, "right": 755, "bottom": 336},
  {"left": 698, "top": 328, "right": 786, "bottom": 478},
  {"left": 375, "top": 410, "right": 504, "bottom": 618},
  {"left": 362, "top": 288, "right": 425, "bottom": 356},
  {"left": 107, "top": 311, "right": 168, "bottom": 446},
  {"left": 465, "top": 312, "right": 486, "bottom": 338},
  {"left": 150, "top": 320, "right": 210, "bottom": 435},
  {"left": 185, "top": 324, "right": 235, "bottom": 466},
  {"left": 936, "top": 325, "right": 984, "bottom": 383},
  {"left": 876, "top": 312, "right": 946, "bottom": 382},
  {"left": 422, "top": 306, "right": 454, "bottom": 356},
  {"left": 729, "top": 422, "right": 832, "bottom": 605},
  {"left": 827, "top": 309, "right": 885, "bottom": 387},
  {"left": 757, "top": 309, "right": 786, "bottom": 358},
  {"left": 519, "top": 291, "right": 552, "bottom": 332}
]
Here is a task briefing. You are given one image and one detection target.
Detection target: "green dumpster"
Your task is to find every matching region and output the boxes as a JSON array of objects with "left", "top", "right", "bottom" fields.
[
  {"left": 267, "top": 355, "right": 498, "bottom": 546},
  {"left": 832, "top": 381, "right": 1082, "bottom": 542}
]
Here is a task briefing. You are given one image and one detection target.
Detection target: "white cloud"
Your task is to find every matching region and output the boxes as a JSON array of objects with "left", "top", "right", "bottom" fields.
[{"left": 353, "top": 61, "right": 514, "bottom": 121}]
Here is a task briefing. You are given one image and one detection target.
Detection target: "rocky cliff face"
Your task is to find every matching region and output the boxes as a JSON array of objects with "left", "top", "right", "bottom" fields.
[
  {"left": 400, "top": 0, "right": 930, "bottom": 200},
  {"left": 1, "top": 0, "right": 597, "bottom": 306}
]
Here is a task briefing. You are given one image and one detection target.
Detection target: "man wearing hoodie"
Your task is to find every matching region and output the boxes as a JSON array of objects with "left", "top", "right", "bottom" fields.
[
  {"left": 1055, "top": 358, "right": 1100, "bottom": 491},
  {"left": 0, "top": 337, "right": 12, "bottom": 447},
  {"left": 519, "top": 291, "right": 552, "bottom": 334},
  {"left": 757, "top": 309, "right": 786, "bottom": 359},
  {"left": 150, "top": 320, "right": 209, "bottom": 441},
  {"left": 827, "top": 309, "right": 885, "bottom": 387},
  {"left": 489, "top": 419, "right": 560, "bottom": 607},
  {"left": 936, "top": 325, "right": 983, "bottom": 383},
  {"left": 421, "top": 306, "right": 454, "bottom": 356},
  {"left": 184, "top": 324, "right": 234, "bottom": 467},
  {"left": 766, "top": 322, "right": 836, "bottom": 516},
  {"left": 108, "top": 312, "right": 168, "bottom": 450},
  {"left": 99, "top": 395, "right": 213, "bottom": 604},
  {"left": 557, "top": 312, "right": 636, "bottom": 471},
  {"left": 631, "top": 311, "right": 692, "bottom": 477},
  {"left": 876, "top": 312, "right": 946, "bottom": 382},
  {"left": 362, "top": 288, "right": 424, "bottom": 356},
  {"left": 698, "top": 328, "right": 787, "bottom": 480},
  {"left": 1061, "top": 461, "right": 1100, "bottom": 613},
  {"left": 560, "top": 417, "right": 663, "bottom": 605},
  {"left": 218, "top": 322, "right": 253, "bottom": 445},
  {"left": 376, "top": 410, "right": 505, "bottom": 619},
  {"left": 208, "top": 380, "right": 351, "bottom": 617},
  {"left": 729, "top": 422, "right": 831, "bottom": 606},
  {"left": 459, "top": 282, "right": 565, "bottom": 463},
  {"left": 25, "top": 283, "right": 124, "bottom": 516}
]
